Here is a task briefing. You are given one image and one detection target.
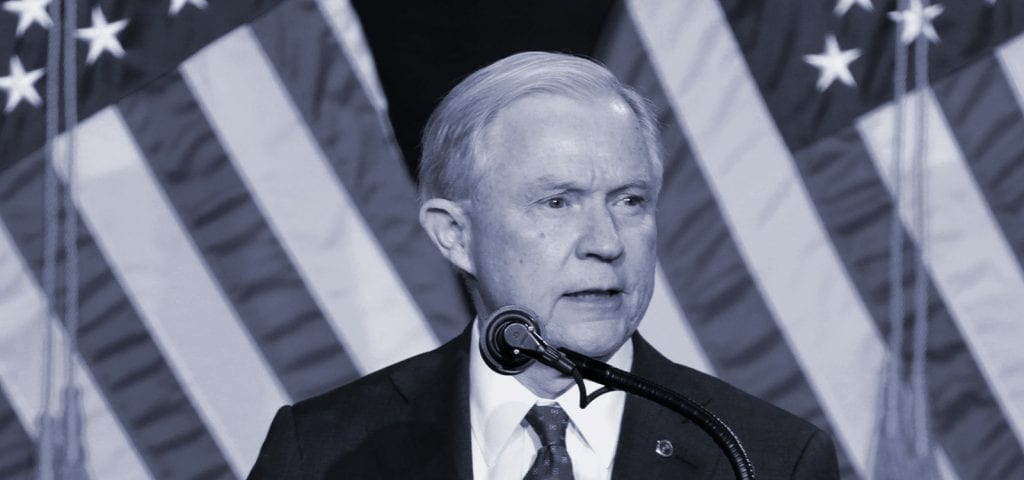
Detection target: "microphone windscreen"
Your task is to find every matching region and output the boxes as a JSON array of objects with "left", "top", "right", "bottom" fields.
[{"left": 479, "top": 305, "right": 540, "bottom": 375}]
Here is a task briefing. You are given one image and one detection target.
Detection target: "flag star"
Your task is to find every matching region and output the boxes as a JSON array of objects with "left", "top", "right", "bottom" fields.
[
  {"left": 169, "top": 0, "right": 208, "bottom": 16},
  {"left": 888, "top": 0, "right": 944, "bottom": 45},
  {"left": 803, "top": 34, "right": 862, "bottom": 92},
  {"left": 2, "top": 0, "right": 53, "bottom": 37},
  {"left": 0, "top": 56, "right": 45, "bottom": 112},
  {"left": 835, "top": 0, "right": 873, "bottom": 16},
  {"left": 76, "top": 6, "right": 130, "bottom": 65}
]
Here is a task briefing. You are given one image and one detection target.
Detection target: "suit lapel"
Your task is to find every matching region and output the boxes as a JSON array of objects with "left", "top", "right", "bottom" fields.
[
  {"left": 357, "top": 330, "right": 726, "bottom": 479},
  {"left": 612, "top": 335, "right": 724, "bottom": 479},
  {"left": 369, "top": 327, "right": 475, "bottom": 480}
]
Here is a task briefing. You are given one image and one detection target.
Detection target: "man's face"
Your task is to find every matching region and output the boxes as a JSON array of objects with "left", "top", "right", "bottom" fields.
[{"left": 466, "top": 93, "right": 660, "bottom": 359}]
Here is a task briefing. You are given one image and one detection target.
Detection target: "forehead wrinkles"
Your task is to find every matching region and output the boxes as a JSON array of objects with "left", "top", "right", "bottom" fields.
[
  {"left": 469, "top": 94, "right": 659, "bottom": 199},
  {"left": 479, "top": 94, "right": 624, "bottom": 158}
]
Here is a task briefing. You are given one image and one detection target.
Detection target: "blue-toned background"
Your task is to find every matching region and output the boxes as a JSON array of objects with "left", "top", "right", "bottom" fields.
[{"left": 1, "top": 0, "right": 1022, "bottom": 478}]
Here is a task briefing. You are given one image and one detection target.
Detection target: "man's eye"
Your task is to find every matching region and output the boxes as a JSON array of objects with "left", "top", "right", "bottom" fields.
[
  {"left": 620, "top": 195, "right": 645, "bottom": 207},
  {"left": 546, "top": 197, "right": 567, "bottom": 209}
]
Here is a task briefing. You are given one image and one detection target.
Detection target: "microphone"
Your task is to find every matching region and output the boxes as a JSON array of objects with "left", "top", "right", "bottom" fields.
[
  {"left": 480, "top": 306, "right": 756, "bottom": 479},
  {"left": 479, "top": 305, "right": 576, "bottom": 376}
]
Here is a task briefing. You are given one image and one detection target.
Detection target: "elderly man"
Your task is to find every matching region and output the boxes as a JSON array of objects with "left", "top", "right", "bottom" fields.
[{"left": 249, "top": 52, "right": 839, "bottom": 479}]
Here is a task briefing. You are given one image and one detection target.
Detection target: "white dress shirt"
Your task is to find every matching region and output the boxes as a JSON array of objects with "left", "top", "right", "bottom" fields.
[{"left": 469, "top": 322, "right": 633, "bottom": 480}]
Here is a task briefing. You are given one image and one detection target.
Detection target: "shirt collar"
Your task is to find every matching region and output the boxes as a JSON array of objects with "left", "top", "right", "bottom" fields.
[{"left": 469, "top": 318, "right": 634, "bottom": 468}]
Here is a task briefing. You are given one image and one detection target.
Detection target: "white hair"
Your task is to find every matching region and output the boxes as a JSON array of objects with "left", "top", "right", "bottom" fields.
[{"left": 418, "top": 51, "right": 662, "bottom": 203}]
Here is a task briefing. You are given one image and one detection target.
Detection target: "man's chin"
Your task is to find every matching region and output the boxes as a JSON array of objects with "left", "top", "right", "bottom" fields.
[
  {"left": 552, "top": 331, "right": 628, "bottom": 360},
  {"left": 541, "top": 308, "right": 636, "bottom": 358}
]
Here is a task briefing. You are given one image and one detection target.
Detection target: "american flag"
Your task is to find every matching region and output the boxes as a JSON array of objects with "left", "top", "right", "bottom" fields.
[{"left": 1, "top": 0, "right": 1022, "bottom": 478}]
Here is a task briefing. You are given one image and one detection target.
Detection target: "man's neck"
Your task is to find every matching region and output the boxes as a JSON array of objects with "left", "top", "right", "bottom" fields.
[
  {"left": 515, "top": 363, "right": 576, "bottom": 399},
  {"left": 472, "top": 311, "right": 577, "bottom": 398}
]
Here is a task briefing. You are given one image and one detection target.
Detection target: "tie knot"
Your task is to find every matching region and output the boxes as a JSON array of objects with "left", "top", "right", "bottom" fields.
[{"left": 525, "top": 404, "right": 569, "bottom": 447}]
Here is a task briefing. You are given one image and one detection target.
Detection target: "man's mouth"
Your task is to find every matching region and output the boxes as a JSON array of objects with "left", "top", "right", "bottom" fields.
[{"left": 563, "top": 288, "right": 624, "bottom": 300}]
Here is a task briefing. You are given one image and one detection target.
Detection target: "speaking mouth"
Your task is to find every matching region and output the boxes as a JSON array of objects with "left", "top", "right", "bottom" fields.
[{"left": 563, "top": 288, "right": 624, "bottom": 299}]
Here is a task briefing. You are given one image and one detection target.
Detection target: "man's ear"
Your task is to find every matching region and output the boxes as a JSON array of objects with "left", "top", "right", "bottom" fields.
[{"left": 419, "top": 199, "right": 475, "bottom": 275}]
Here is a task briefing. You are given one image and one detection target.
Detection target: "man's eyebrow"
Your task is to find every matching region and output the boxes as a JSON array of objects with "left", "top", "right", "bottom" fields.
[
  {"left": 531, "top": 175, "right": 582, "bottom": 191},
  {"left": 530, "top": 175, "right": 656, "bottom": 192},
  {"left": 613, "top": 180, "right": 656, "bottom": 191}
]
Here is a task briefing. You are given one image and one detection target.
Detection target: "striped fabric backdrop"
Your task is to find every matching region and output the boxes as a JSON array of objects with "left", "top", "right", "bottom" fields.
[{"left": 1, "top": 0, "right": 1022, "bottom": 478}]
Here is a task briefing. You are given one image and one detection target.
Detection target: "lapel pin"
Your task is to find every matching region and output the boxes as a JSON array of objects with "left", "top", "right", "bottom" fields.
[{"left": 655, "top": 439, "right": 673, "bottom": 457}]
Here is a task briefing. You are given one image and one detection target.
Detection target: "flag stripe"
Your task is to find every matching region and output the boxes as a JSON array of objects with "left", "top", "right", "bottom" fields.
[
  {"left": 314, "top": 0, "right": 389, "bottom": 115},
  {"left": 57, "top": 107, "right": 289, "bottom": 476},
  {"left": 595, "top": 10, "right": 858, "bottom": 476},
  {"left": 0, "top": 383, "right": 33, "bottom": 479},
  {"left": 0, "top": 220, "right": 152, "bottom": 480},
  {"left": 1000, "top": 34, "right": 1024, "bottom": 112},
  {"left": 0, "top": 207, "right": 36, "bottom": 478},
  {"left": 117, "top": 71, "right": 360, "bottom": 403},
  {"left": 984, "top": 33, "right": 1024, "bottom": 265},
  {"left": 0, "top": 151, "right": 233, "bottom": 479},
  {"left": 180, "top": 26, "right": 440, "bottom": 375},
  {"left": 938, "top": 32, "right": 1024, "bottom": 411},
  {"left": 936, "top": 451, "right": 961, "bottom": 480},
  {"left": 626, "top": 1, "right": 935, "bottom": 475},
  {"left": 604, "top": 6, "right": 828, "bottom": 415},
  {"left": 858, "top": 88, "right": 1024, "bottom": 459},
  {"left": 69, "top": 361, "right": 152, "bottom": 479},
  {"left": 651, "top": 84, "right": 850, "bottom": 465},
  {"left": 251, "top": 0, "right": 471, "bottom": 343},
  {"left": 936, "top": 53, "right": 1024, "bottom": 268}
]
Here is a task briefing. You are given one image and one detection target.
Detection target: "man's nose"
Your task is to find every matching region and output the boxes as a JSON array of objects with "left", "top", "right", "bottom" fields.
[{"left": 575, "top": 205, "right": 624, "bottom": 262}]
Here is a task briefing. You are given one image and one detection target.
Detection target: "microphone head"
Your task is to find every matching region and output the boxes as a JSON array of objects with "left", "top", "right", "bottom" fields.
[{"left": 480, "top": 305, "right": 541, "bottom": 375}]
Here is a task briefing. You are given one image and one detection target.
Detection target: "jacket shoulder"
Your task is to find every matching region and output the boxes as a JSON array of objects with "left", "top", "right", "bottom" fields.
[
  {"left": 290, "top": 340, "right": 456, "bottom": 434},
  {"left": 249, "top": 335, "right": 469, "bottom": 479},
  {"left": 630, "top": 336, "right": 839, "bottom": 478},
  {"left": 677, "top": 363, "right": 820, "bottom": 434},
  {"left": 634, "top": 336, "right": 819, "bottom": 435}
]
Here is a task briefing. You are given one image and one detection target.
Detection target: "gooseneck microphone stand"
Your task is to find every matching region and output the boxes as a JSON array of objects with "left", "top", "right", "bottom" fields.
[{"left": 481, "top": 306, "right": 756, "bottom": 480}]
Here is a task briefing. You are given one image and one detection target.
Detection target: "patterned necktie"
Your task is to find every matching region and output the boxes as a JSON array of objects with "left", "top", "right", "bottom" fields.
[{"left": 523, "top": 404, "right": 575, "bottom": 480}]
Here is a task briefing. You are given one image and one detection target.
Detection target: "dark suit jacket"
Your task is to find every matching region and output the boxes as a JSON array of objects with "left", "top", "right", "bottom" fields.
[{"left": 249, "top": 328, "right": 839, "bottom": 479}]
